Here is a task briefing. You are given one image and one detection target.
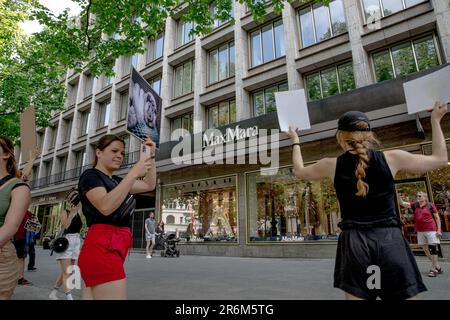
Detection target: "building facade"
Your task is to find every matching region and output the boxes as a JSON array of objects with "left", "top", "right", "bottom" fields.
[{"left": 19, "top": 0, "right": 450, "bottom": 257}]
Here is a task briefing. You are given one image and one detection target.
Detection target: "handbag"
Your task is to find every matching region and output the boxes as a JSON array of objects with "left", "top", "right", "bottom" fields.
[{"left": 110, "top": 194, "right": 136, "bottom": 226}]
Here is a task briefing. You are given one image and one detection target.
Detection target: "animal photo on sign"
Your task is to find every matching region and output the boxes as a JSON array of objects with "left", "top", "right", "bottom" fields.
[{"left": 127, "top": 67, "right": 162, "bottom": 148}]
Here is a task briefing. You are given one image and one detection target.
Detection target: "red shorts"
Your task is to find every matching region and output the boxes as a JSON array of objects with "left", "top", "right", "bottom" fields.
[{"left": 78, "top": 224, "right": 132, "bottom": 287}]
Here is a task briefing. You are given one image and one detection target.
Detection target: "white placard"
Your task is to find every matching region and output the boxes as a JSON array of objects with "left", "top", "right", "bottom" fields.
[
  {"left": 403, "top": 65, "right": 450, "bottom": 114},
  {"left": 275, "top": 89, "right": 311, "bottom": 132}
]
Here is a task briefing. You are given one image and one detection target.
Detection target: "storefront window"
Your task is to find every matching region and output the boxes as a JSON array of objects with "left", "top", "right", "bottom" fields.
[
  {"left": 161, "top": 176, "right": 238, "bottom": 242},
  {"left": 247, "top": 167, "right": 340, "bottom": 242}
]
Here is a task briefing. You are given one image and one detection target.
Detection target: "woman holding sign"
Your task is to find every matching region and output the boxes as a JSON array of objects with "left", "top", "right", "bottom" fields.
[
  {"left": 0, "top": 136, "right": 31, "bottom": 299},
  {"left": 287, "top": 102, "right": 448, "bottom": 300},
  {"left": 77, "top": 134, "right": 156, "bottom": 300}
]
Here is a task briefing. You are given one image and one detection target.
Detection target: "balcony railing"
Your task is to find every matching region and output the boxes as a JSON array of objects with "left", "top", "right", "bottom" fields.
[{"left": 30, "top": 150, "right": 141, "bottom": 190}]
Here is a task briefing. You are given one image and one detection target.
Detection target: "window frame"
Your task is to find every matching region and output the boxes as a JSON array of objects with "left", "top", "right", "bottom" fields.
[
  {"left": 207, "top": 99, "right": 236, "bottom": 129},
  {"left": 298, "top": 0, "right": 347, "bottom": 48},
  {"left": 173, "top": 60, "right": 195, "bottom": 98},
  {"left": 147, "top": 32, "right": 165, "bottom": 63},
  {"left": 208, "top": 41, "right": 235, "bottom": 85},
  {"left": 97, "top": 100, "right": 111, "bottom": 129},
  {"left": 250, "top": 19, "right": 285, "bottom": 67},
  {"left": 170, "top": 112, "right": 193, "bottom": 140},
  {"left": 370, "top": 33, "right": 441, "bottom": 83},
  {"left": 251, "top": 81, "right": 288, "bottom": 116},
  {"left": 304, "top": 61, "right": 356, "bottom": 101},
  {"left": 360, "top": 0, "right": 427, "bottom": 22}
]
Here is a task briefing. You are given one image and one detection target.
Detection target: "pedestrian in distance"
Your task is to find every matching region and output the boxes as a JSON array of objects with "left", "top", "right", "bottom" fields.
[
  {"left": 145, "top": 211, "right": 157, "bottom": 259},
  {"left": 0, "top": 136, "right": 31, "bottom": 299},
  {"left": 286, "top": 101, "right": 448, "bottom": 300},
  {"left": 77, "top": 134, "right": 156, "bottom": 300},
  {"left": 49, "top": 189, "right": 83, "bottom": 300},
  {"left": 399, "top": 191, "right": 443, "bottom": 277}
]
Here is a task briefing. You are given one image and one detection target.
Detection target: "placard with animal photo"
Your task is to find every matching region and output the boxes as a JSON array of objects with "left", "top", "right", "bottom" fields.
[{"left": 126, "top": 67, "right": 162, "bottom": 148}]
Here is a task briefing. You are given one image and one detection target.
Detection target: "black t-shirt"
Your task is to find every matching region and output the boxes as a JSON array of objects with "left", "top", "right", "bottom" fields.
[
  {"left": 65, "top": 213, "right": 83, "bottom": 234},
  {"left": 334, "top": 150, "right": 401, "bottom": 229},
  {"left": 78, "top": 168, "right": 130, "bottom": 227}
]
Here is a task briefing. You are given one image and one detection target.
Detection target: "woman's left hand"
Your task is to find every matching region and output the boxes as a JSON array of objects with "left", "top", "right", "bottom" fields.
[{"left": 286, "top": 126, "right": 300, "bottom": 144}]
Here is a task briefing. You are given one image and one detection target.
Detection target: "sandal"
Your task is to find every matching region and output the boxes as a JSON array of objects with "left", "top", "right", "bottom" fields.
[
  {"left": 435, "top": 266, "right": 444, "bottom": 274},
  {"left": 428, "top": 270, "right": 437, "bottom": 277}
]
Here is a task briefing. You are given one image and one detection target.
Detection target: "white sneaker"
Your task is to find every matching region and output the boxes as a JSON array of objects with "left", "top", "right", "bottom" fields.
[
  {"left": 49, "top": 290, "right": 59, "bottom": 300},
  {"left": 146, "top": 255, "right": 151, "bottom": 259},
  {"left": 66, "top": 293, "right": 73, "bottom": 300}
]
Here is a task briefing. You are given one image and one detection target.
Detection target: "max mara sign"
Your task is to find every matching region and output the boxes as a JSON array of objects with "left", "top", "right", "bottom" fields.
[
  {"left": 202, "top": 125, "right": 259, "bottom": 148},
  {"left": 170, "top": 122, "right": 280, "bottom": 175}
]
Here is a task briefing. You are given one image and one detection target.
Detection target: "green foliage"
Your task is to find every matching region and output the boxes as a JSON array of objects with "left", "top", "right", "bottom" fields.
[{"left": 1, "top": 0, "right": 325, "bottom": 142}]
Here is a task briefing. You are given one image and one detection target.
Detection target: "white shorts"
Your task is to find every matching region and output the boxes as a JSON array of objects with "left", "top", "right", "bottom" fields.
[
  {"left": 146, "top": 233, "right": 155, "bottom": 241},
  {"left": 417, "top": 231, "right": 440, "bottom": 245},
  {"left": 56, "top": 233, "right": 81, "bottom": 260}
]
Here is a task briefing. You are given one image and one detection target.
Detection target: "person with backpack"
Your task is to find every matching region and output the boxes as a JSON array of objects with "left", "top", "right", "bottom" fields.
[{"left": 400, "top": 191, "right": 443, "bottom": 277}]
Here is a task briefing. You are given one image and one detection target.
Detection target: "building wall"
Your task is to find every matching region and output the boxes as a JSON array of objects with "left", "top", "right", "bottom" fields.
[{"left": 22, "top": 0, "right": 450, "bottom": 257}]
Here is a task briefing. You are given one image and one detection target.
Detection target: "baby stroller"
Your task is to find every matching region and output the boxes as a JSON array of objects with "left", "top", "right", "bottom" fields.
[
  {"left": 161, "top": 233, "right": 180, "bottom": 257},
  {"left": 154, "top": 233, "right": 165, "bottom": 251}
]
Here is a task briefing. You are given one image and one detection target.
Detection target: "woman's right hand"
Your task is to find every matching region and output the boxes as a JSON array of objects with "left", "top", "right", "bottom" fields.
[
  {"left": 130, "top": 157, "right": 152, "bottom": 179},
  {"left": 286, "top": 126, "right": 300, "bottom": 144},
  {"left": 430, "top": 101, "right": 448, "bottom": 123}
]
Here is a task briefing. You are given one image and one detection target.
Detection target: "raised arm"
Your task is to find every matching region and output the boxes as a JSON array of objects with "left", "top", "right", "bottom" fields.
[
  {"left": 21, "top": 147, "right": 40, "bottom": 180},
  {"left": 385, "top": 102, "right": 448, "bottom": 176},
  {"left": 286, "top": 126, "right": 336, "bottom": 181},
  {"left": 131, "top": 138, "right": 157, "bottom": 194},
  {"left": 86, "top": 160, "right": 151, "bottom": 216}
]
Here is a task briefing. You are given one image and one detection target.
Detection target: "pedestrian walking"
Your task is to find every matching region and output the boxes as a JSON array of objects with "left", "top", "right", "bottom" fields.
[
  {"left": 13, "top": 210, "right": 33, "bottom": 286},
  {"left": 49, "top": 189, "right": 82, "bottom": 300},
  {"left": 145, "top": 211, "right": 156, "bottom": 258},
  {"left": 400, "top": 191, "right": 443, "bottom": 277},
  {"left": 77, "top": 135, "right": 156, "bottom": 299},
  {"left": 0, "top": 136, "right": 31, "bottom": 299},
  {"left": 286, "top": 101, "right": 448, "bottom": 300}
]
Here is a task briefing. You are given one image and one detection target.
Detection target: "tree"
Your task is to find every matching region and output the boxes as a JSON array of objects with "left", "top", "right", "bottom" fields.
[{"left": 1, "top": 0, "right": 327, "bottom": 142}]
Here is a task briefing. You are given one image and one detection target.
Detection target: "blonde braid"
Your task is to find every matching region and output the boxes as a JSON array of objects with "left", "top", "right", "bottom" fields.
[{"left": 349, "top": 140, "right": 370, "bottom": 197}]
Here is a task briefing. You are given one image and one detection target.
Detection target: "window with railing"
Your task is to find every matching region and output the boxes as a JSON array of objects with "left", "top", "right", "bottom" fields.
[
  {"left": 372, "top": 34, "right": 441, "bottom": 83},
  {"left": 250, "top": 20, "right": 285, "bottom": 67},
  {"left": 305, "top": 62, "right": 356, "bottom": 101},
  {"left": 298, "top": 0, "right": 347, "bottom": 48},
  {"left": 208, "top": 41, "right": 235, "bottom": 85}
]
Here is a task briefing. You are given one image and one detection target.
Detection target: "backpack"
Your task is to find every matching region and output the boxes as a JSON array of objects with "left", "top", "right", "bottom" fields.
[{"left": 411, "top": 202, "right": 436, "bottom": 215}]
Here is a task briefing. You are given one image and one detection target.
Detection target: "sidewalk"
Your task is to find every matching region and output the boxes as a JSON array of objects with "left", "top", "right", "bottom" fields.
[{"left": 12, "top": 247, "right": 450, "bottom": 300}]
